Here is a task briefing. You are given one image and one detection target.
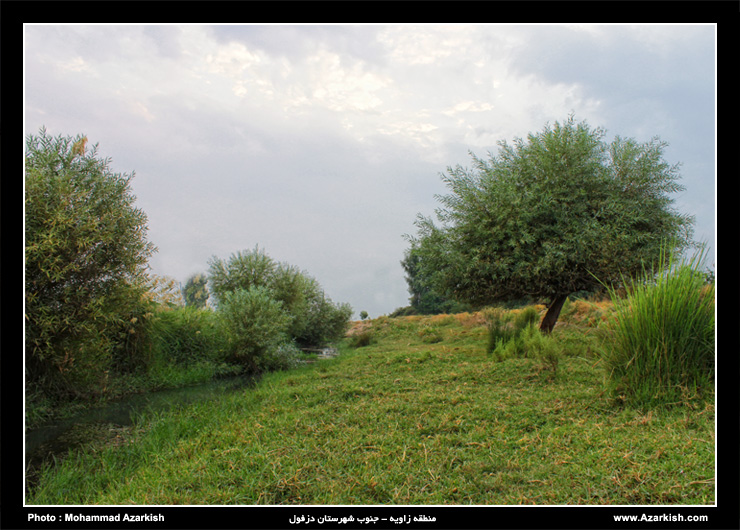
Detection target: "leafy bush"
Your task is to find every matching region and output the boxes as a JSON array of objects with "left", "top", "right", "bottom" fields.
[
  {"left": 25, "top": 129, "right": 156, "bottom": 397},
  {"left": 295, "top": 286, "right": 353, "bottom": 347},
  {"left": 147, "top": 306, "right": 229, "bottom": 367},
  {"left": 600, "top": 245, "right": 715, "bottom": 407},
  {"left": 388, "top": 306, "right": 417, "bottom": 317},
  {"left": 259, "top": 342, "right": 302, "bottom": 372},
  {"left": 208, "top": 247, "right": 352, "bottom": 348},
  {"left": 218, "top": 287, "right": 291, "bottom": 373}
]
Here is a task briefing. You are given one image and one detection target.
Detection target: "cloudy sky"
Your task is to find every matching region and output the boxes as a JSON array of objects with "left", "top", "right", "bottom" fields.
[{"left": 24, "top": 24, "right": 716, "bottom": 318}]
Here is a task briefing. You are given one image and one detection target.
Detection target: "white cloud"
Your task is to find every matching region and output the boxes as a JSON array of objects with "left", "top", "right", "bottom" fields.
[
  {"left": 127, "top": 99, "right": 156, "bottom": 123},
  {"left": 442, "top": 101, "right": 495, "bottom": 116},
  {"left": 304, "top": 48, "right": 391, "bottom": 112},
  {"left": 378, "top": 25, "right": 474, "bottom": 65},
  {"left": 57, "top": 56, "right": 92, "bottom": 73},
  {"left": 24, "top": 24, "right": 715, "bottom": 317}
]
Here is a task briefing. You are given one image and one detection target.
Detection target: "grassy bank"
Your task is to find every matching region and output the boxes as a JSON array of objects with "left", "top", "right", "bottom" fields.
[{"left": 27, "top": 304, "right": 714, "bottom": 505}]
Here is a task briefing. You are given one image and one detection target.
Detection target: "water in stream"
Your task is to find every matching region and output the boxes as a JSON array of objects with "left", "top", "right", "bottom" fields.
[
  {"left": 25, "top": 375, "right": 256, "bottom": 492},
  {"left": 25, "top": 348, "right": 339, "bottom": 495}
]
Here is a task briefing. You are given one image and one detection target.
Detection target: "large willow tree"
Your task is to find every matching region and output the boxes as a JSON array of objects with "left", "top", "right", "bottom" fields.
[
  {"left": 408, "top": 116, "right": 694, "bottom": 332},
  {"left": 26, "top": 129, "right": 156, "bottom": 393}
]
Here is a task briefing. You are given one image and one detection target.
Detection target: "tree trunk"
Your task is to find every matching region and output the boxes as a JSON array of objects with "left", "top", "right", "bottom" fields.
[{"left": 539, "top": 294, "right": 569, "bottom": 334}]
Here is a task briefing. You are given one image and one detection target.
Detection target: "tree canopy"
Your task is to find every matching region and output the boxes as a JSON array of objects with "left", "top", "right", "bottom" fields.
[
  {"left": 208, "top": 247, "right": 352, "bottom": 347},
  {"left": 182, "top": 273, "right": 210, "bottom": 309},
  {"left": 408, "top": 116, "right": 695, "bottom": 332},
  {"left": 400, "top": 244, "right": 472, "bottom": 315},
  {"left": 25, "top": 129, "right": 156, "bottom": 390}
]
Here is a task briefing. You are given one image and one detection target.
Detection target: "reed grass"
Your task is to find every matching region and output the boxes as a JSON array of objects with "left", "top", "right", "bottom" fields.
[{"left": 600, "top": 245, "right": 715, "bottom": 408}]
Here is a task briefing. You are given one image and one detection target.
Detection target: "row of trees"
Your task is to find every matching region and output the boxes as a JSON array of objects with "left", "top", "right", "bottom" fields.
[
  {"left": 401, "top": 115, "right": 696, "bottom": 330},
  {"left": 25, "top": 129, "right": 351, "bottom": 402}
]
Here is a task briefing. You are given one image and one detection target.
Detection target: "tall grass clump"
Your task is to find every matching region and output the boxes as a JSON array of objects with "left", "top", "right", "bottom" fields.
[
  {"left": 144, "top": 305, "right": 236, "bottom": 386},
  {"left": 485, "top": 305, "right": 540, "bottom": 357},
  {"left": 601, "top": 245, "right": 715, "bottom": 408},
  {"left": 147, "top": 306, "right": 229, "bottom": 367}
]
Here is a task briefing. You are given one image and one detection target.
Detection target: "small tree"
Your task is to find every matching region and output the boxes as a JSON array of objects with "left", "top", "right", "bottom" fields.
[
  {"left": 182, "top": 273, "right": 209, "bottom": 309},
  {"left": 297, "top": 282, "right": 353, "bottom": 347},
  {"left": 208, "top": 246, "right": 276, "bottom": 305},
  {"left": 218, "top": 287, "right": 291, "bottom": 373},
  {"left": 359, "top": 311, "right": 369, "bottom": 321},
  {"left": 409, "top": 116, "right": 694, "bottom": 332},
  {"left": 25, "top": 129, "right": 156, "bottom": 393},
  {"left": 208, "top": 247, "right": 352, "bottom": 347}
]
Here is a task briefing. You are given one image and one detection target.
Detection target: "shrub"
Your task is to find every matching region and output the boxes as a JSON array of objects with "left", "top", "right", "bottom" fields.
[
  {"left": 25, "top": 129, "right": 155, "bottom": 398},
  {"left": 348, "top": 330, "right": 376, "bottom": 348},
  {"left": 600, "top": 245, "right": 715, "bottom": 408},
  {"left": 514, "top": 306, "right": 540, "bottom": 329},
  {"left": 292, "top": 280, "right": 353, "bottom": 347},
  {"left": 218, "top": 287, "right": 291, "bottom": 373},
  {"left": 208, "top": 248, "right": 352, "bottom": 347},
  {"left": 484, "top": 308, "right": 516, "bottom": 354},
  {"left": 388, "top": 306, "right": 417, "bottom": 317},
  {"left": 147, "top": 306, "right": 229, "bottom": 367},
  {"left": 259, "top": 342, "right": 301, "bottom": 372},
  {"left": 484, "top": 305, "right": 563, "bottom": 374}
]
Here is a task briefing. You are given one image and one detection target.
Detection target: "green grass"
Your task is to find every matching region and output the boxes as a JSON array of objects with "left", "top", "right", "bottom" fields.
[
  {"left": 600, "top": 246, "right": 715, "bottom": 408},
  {"left": 27, "top": 309, "right": 715, "bottom": 505}
]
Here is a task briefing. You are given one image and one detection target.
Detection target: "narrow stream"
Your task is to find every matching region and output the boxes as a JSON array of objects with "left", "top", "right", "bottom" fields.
[
  {"left": 25, "top": 348, "right": 340, "bottom": 495},
  {"left": 25, "top": 375, "right": 256, "bottom": 492}
]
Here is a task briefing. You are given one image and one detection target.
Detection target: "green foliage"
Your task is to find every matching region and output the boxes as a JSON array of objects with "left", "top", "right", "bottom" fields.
[
  {"left": 484, "top": 308, "right": 516, "bottom": 354},
  {"left": 600, "top": 245, "right": 715, "bottom": 408},
  {"left": 418, "top": 325, "right": 444, "bottom": 344},
  {"left": 208, "top": 246, "right": 277, "bottom": 305},
  {"left": 208, "top": 247, "right": 352, "bottom": 347},
  {"left": 359, "top": 311, "right": 369, "bottom": 321},
  {"left": 296, "top": 287, "right": 353, "bottom": 348},
  {"left": 25, "top": 128, "right": 156, "bottom": 397},
  {"left": 388, "top": 306, "right": 416, "bottom": 318},
  {"left": 218, "top": 287, "right": 292, "bottom": 373},
  {"left": 485, "top": 306, "right": 561, "bottom": 372},
  {"left": 182, "top": 274, "right": 209, "bottom": 309},
  {"left": 495, "top": 324, "right": 562, "bottom": 373},
  {"left": 147, "top": 307, "right": 229, "bottom": 367},
  {"left": 260, "top": 342, "right": 302, "bottom": 373},
  {"left": 514, "top": 306, "right": 540, "bottom": 329},
  {"left": 347, "top": 329, "right": 376, "bottom": 348},
  {"left": 486, "top": 307, "right": 539, "bottom": 355},
  {"left": 407, "top": 115, "right": 694, "bottom": 330},
  {"left": 29, "top": 308, "right": 714, "bottom": 505},
  {"left": 401, "top": 244, "right": 473, "bottom": 314}
]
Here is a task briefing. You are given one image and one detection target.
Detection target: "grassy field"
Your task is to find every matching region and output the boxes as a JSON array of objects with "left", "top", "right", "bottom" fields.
[{"left": 27, "top": 304, "right": 715, "bottom": 505}]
